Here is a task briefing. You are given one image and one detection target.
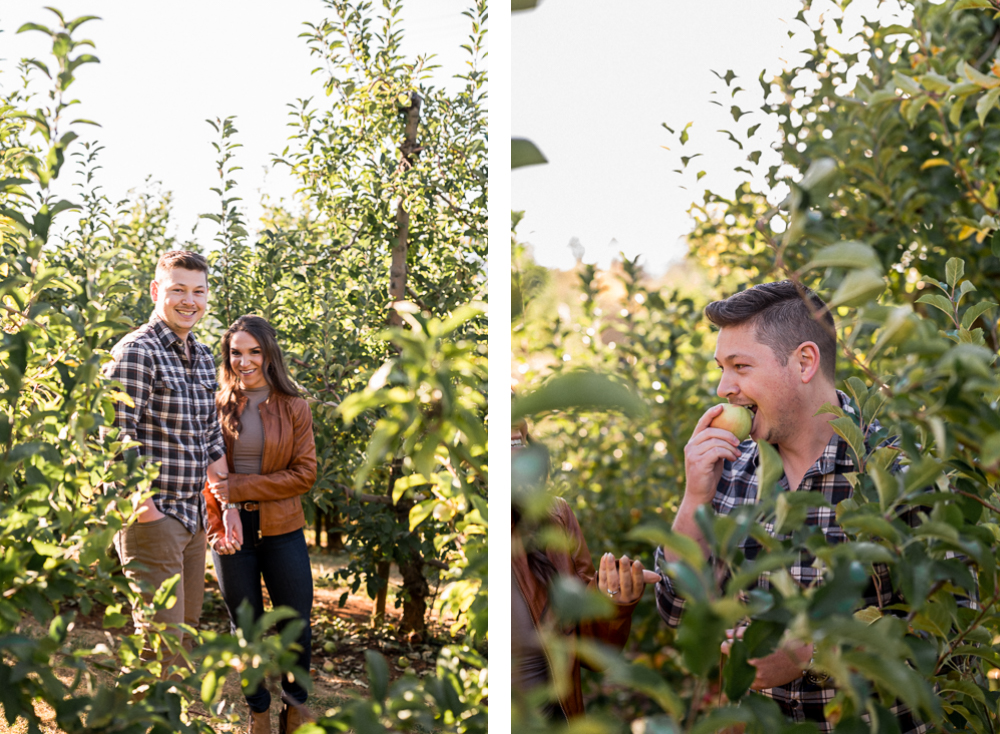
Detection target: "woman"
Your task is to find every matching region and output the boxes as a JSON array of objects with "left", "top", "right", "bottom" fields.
[
  {"left": 511, "top": 418, "right": 659, "bottom": 721},
  {"left": 204, "top": 315, "right": 317, "bottom": 734}
]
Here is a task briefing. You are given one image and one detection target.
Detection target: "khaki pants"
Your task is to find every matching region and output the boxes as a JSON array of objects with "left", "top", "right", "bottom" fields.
[{"left": 114, "top": 514, "right": 206, "bottom": 671}]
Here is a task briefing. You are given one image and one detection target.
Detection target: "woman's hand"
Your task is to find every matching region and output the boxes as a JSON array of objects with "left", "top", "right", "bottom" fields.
[
  {"left": 208, "top": 475, "right": 229, "bottom": 504},
  {"left": 214, "top": 508, "right": 243, "bottom": 555},
  {"left": 207, "top": 456, "right": 230, "bottom": 503},
  {"left": 598, "top": 552, "right": 661, "bottom": 604}
]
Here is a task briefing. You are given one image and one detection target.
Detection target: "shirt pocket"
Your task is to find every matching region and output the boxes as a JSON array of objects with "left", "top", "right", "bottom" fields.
[
  {"left": 151, "top": 376, "right": 188, "bottom": 426},
  {"left": 153, "top": 375, "right": 186, "bottom": 395},
  {"left": 195, "top": 378, "right": 220, "bottom": 421}
]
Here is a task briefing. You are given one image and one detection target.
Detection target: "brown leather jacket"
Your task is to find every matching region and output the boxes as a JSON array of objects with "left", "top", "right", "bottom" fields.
[
  {"left": 511, "top": 497, "right": 638, "bottom": 719},
  {"left": 204, "top": 392, "right": 317, "bottom": 543}
]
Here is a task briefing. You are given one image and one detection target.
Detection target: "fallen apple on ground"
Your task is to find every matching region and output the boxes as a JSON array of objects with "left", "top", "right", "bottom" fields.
[{"left": 710, "top": 404, "right": 753, "bottom": 441}]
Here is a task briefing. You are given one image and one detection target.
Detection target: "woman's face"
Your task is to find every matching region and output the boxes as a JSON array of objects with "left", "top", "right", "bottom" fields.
[{"left": 229, "top": 330, "right": 267, "bottom": 390}]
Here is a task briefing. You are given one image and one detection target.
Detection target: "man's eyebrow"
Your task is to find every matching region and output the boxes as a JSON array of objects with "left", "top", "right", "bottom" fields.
[{"left": 717, "top": 353, "right": 753, "bottom": 363}]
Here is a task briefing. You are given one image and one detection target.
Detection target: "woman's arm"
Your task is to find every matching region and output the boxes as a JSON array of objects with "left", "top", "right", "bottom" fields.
[
  {"left": 228, "top": 398, "right": 317, "bottom": 503},
  {"left": 555, "top": 501, "right": 640, "bottom": 654}
]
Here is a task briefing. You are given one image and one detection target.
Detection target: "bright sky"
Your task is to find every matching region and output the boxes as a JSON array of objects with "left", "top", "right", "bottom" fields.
[
  {"left": 512, "top": 0, "right": 910, "bottom": 276},
  {"left": 1, "top": 0, "right": 479, "bottom": 246}
]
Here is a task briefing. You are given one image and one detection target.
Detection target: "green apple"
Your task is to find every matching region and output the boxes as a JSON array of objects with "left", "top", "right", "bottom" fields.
[{"left": 710, "top": 404, "right": 753, "bottom": 441}]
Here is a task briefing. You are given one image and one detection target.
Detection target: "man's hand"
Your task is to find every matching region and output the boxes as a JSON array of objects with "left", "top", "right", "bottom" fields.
[
  {"left": 663, "top": 405, "right": 744, "bottom": 563},
  {"left": 598, "top": 553, "right": 661, "bottom": 604},
  {"left": 135, "top": 496, "right": 165, "bottom": 523},
  {"left": 683, "top": 404, "right": 744, "bottom": 507},
  {"left": 721, "top": 626, "right": 811, "bottom": 690}
]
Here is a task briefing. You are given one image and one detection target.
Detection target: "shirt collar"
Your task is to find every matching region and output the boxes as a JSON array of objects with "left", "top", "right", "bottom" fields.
[
  {"left": 813, "top": 389, "right": 871, "bottom": 476},
  {"left": 149, "top": 312, "right": 194, "bottom": 354}
]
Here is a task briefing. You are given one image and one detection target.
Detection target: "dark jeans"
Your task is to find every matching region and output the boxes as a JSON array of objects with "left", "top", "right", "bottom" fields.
[{"left": 212, "top": 510, "right": 313, "bottom": 712}]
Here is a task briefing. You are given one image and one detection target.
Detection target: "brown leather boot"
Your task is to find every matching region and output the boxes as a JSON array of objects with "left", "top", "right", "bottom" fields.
[
  {"left": 246, "top": 706, "right": 270, "bottom": 734},
  {"left": 278, "top": 693, "right": 315, "bottom": 733}
]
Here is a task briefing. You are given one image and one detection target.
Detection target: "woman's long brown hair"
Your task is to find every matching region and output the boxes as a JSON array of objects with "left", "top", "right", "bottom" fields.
[{"left": 217, "top": 315, "right": 301, "bottom": 440}]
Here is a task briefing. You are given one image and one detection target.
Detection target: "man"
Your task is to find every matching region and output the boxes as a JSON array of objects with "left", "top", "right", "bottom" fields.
[
  {"left": 107, "top": 250, "right": 232, "bottom": 669},
  {"left": 654, "top": 280, "right": 927, "bottom": 733}
]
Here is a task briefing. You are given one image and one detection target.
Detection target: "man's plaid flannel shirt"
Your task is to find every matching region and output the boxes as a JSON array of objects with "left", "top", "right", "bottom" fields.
[
  {"left": 105, "top": 314, "right": 225, "bottom": 535},
  {"left": 654, "top": 391, "right": 928, "bottom": 734}
]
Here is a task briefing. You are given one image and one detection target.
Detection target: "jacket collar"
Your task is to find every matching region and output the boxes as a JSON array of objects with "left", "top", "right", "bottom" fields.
[{"left": 149, "top": 313, "right": 188, "bottom": 348}]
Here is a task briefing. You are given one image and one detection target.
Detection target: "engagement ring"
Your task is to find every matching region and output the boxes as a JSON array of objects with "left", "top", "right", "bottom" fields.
[{"left": 607, "top": 589, "right": 619, "bottom": 597}]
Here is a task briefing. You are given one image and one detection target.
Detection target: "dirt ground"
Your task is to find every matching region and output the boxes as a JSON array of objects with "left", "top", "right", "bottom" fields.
[{"left": 1, "top": 544, "right": 455, "bottom": 733}]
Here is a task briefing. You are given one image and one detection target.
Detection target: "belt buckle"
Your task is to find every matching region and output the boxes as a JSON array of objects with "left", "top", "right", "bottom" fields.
[{"left": 243, "top": 502, "right": 259, "bottom": 511}]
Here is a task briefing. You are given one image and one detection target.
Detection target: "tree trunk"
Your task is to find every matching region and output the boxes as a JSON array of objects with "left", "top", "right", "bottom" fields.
[
  {"left": 398, "top": 553, "right": 429, "bottom": 638},
  {"left": 327, "top": 508, "right": 344, "bottom": 552},
  {"left": 314, "top": 511, "right": 325, "bottom": 549},
  {"left": 378, "top": 92, "right": 426, "bottom": 631},
  {"left": 371, "top": 560, "right": 391, "bottom": 628},
  {"left": 388, "top": 92, "right": 422, "bottom": 327}
]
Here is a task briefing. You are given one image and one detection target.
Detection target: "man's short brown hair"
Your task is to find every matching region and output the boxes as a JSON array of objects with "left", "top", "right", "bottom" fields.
[
  {"left": 704, "top": 280, "right": 837, "bottom": 382},
  {"left": 155, "top": 250, "right": 208, "bottom": 280}
]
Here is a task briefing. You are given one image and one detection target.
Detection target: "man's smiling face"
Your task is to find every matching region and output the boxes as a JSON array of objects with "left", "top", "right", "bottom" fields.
[
  {"left": 151, "top": 267, "right": 208, "bottom": 339},
  {"left": 714, "top": 323, "right": 802, "bottom": 445}
]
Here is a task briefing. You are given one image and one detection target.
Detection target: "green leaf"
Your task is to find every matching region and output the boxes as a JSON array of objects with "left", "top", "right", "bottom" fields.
[
  {"left": 893, "top": 71, "right": 923, "bottom": 95},
  {"left": 954, "top": 0, "right": 994, "bottom": 10},
  {"left": 511, "top": 138, "right": 547, "bottom": 168},
  {"left": 950, "top": 95, "right": 967, "bottom": 126},
  {"left": 549, "top": 575, "right": 614, "bottom": 624},
  {"left": 365, "top": 651, "right": 389, "bottom": 703},
  {"left": 723, "top": 639, "right": 757, "bottom": 701},
  {"left": 801, "top": 241, "right": 881, "bottom": 272},
  {"left": 903, "top": 457, "right": 944, "bottom": 494},
  {"left": 961, "top": 301, "right": 996, "bottom": 329},
  {"left": 920, "top": 157, "right": 950, "bottom": 170},
  {"left": 963, "top": 61, "right": 1000, "bottom": 88},
  {"left": 829, "top": 416, "right": 866, "bottom": 469},
  {"left": 201, "top": 670, "right": 219, "bottom": 705},
  {"left": 976, "top": 86, "right": 1000, "bottom": 126},
  {"left": 814, "top": 401, "right": 846, "bottom": 419},
  {"left": 409, "top": 499, "right": 435, "bottom": 530},
  {"left": 946, "top": 257, "right": 965, "bottom": 287},
  {"left": 871, "top": 463, "right": 901, "bottom": 511},
  {"left": 512, "top": 371, "right": 647, "bottom": 422},
  {"left": 920, "top": 71, "right": 953, "bottom": 92},
  {"left": 631, "top": 523, "right": 705, "bottom": 570},
  {"left": 512, "top": 0, "right": 538, "bottom": 9},
  {"left": 916, "top": 292, "right": 955, "bottom": 317},
  {"left": 755, "top": 439, "right": 784, "bottom": 502},
  {"left": 828, "top": 268, "right": 885, "bottom": 308}
]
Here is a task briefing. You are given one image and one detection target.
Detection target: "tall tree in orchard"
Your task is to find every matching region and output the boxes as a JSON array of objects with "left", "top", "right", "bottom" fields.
[{"left": 276, "top": 0, "right": 488, "bottom": 634}]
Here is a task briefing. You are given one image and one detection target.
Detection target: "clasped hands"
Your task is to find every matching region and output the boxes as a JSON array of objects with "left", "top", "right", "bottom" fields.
[
  {"left": 208, "top": 472, "right": 243, "bottom": 556},
  {"left": 597, "top": 552, "right": 661, "bottom": 604}
]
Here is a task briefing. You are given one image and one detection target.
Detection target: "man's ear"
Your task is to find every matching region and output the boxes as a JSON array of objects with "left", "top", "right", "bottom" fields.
[
  {"left": 150, "top": 278, "right": 159, "bottom": 303},
  {"left": 796, "top": 341, "right": 822, "bottom": 384}
]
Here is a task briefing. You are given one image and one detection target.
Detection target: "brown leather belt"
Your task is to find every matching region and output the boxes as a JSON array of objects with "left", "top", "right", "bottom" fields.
[{"left": 236, "top": 501, "right": 259, "bottom": 511}]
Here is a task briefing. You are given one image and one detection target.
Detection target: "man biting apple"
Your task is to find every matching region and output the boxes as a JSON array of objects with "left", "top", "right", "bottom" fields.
[{"left": 652, "top": 280, "right": 928, "bottom": 734}]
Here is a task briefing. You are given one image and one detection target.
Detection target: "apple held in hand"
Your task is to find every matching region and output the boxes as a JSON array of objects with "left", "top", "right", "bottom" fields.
[{"left": 710, "top": 404, "right": 753, "bottom": 441}]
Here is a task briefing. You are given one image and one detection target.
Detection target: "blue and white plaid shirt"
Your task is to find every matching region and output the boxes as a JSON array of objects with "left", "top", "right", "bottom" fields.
[
  {"left": 105, "top": 314, "right": 225, "bottom": 535},
  {"left": 655, "top": 391, "right": 927, "bottom": 733}
]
